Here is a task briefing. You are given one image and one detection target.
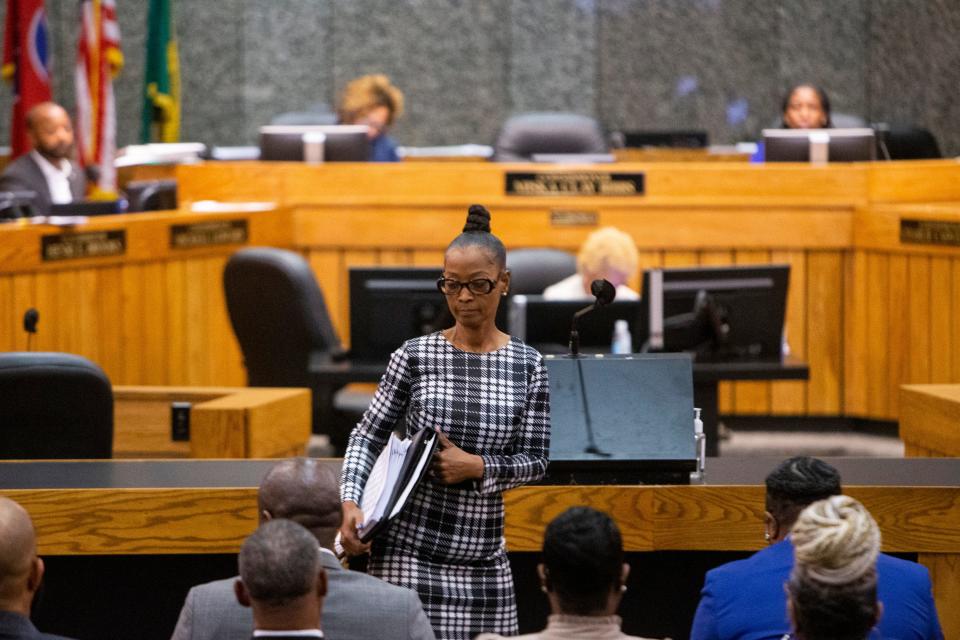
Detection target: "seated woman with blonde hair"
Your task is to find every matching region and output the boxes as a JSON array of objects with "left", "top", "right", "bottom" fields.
[
  {"left": 543, "top": 227, "right": 639, "bottom": 301},
  {"left": 337, "top": 74, "right": 404, "bottom": 162},
  {"left": 787, "top": 495, "right": 883, "bottom": 640},
  {"left": 477, "top": 507, "right": 658, "bottom": 640}
]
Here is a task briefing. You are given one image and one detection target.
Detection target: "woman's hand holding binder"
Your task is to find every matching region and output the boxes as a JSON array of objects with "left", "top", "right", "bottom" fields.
[
  {"left": 339, "top": 501, "right": 372, "bottom": 557},
  {"left": 430, "top": 431, "right": 485, "bottom": 485}
]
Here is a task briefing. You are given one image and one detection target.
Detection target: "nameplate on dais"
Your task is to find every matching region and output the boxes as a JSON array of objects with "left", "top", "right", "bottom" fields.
[
  {"left": 170, "top": 219, "right": 249, "bottom": 249},
  {"left": 41, "top": 230, "right": 126, "bottom": 261},
  {"left": 550, "top": 210, "right": 599, "bottom": 226},
  {"left": 505, "top": 172, "right": 645, "bottom": 197},
  {"left": 900, "top": 218, "right": 960, "bottom": 247}
]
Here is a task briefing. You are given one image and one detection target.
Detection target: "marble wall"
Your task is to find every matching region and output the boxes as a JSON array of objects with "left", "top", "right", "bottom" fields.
[{"left": 0, "top": 0, "right": 956, "bottom": 155}]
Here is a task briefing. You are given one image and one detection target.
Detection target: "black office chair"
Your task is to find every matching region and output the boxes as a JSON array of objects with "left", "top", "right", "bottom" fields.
[
  {"left": 506, "top": 248, "right": 578, "bottom": 295},
  {"left": 223, "top": 247, "right": 368, "bottom": 451},
  {"left": 493, "top": 112, "right": 608, "bottom": 162},
  {"left": 878, "top": 125, "right": 942, "bottom": 160},
  {"left": 124, "top": 179, "right": 178, "bottom": 212},
  {"left": 0, "top": 352, "right": 113, "bottom": 459},
  {"left": 270, "top": 103, "right": 338, "bottom": 126}
]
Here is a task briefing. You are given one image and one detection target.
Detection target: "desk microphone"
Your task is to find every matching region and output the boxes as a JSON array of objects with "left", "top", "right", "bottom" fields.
[
  {"left": 23, "top": 308, "right": 39, "bottom": 351},
  {"left": 568, "top": 279, "right": 616, "bottom": 356},
  {"left": 568, "top": 280, "right": 615, "bottom": 457}
]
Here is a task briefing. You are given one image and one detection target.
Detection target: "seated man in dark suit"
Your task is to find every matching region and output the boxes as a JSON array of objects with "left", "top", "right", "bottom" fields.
[
  {"left": 690, "top": 456, "right": 943, "bottom": 640},
  {"left": 0, "top": 497, "right": 75, "bottom": 640},
  {"left": 235, "top": 519, "right": 327, "bottom": 639},
  {"left": 171, "top": 458, "right": 435, "bottom": 640},
  {"left": 0, "top": 102, "right": 85, "bottom": 217}
]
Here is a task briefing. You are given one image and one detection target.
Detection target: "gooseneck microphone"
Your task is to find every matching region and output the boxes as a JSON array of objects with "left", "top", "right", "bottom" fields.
[
  {"left": 568, "top": 279, "right": 616, "bottom": 355},
  {"left": 568, "top": 280, "right": 616, "bottom": 457},
  {"left": 23, "top": 308, "right": 39, "bottom": 351}
]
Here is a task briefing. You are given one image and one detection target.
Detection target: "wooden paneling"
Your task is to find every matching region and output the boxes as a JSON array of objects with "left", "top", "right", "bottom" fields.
[
  {"left": 770, "top": 250, "right": 807, "bottom": 414},
  {"left": 807, "top": 251, "right": 843, "bottom": 415},
  {"left": 7, "top": 483, "right": 958, "bottom": 556},
  {"left": 900, "top": 385, "right": 960, "bottom": 457},
  {"left": 4, "top": 161, "right": 960, "bottom": 423},
  {"left": 732, "top": 251, "right": 773, "bottom": 415},
  {"left": 920, "top": 553, "right": 960, "bottom": 640}
]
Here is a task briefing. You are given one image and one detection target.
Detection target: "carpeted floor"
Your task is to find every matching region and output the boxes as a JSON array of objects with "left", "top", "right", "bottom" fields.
[{"left": 719, "top": 429, "right": 904, "bottom": 457}]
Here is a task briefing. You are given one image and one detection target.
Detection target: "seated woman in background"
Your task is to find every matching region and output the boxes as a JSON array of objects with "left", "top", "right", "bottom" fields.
[
  {"left": 787, "top": 495, "right": 882, "bottom": 640},
  {"left": 337, "top": 74, "right": 405, "bottom": 161},
  {"left": 543, "top": 227, "right": 639, "bottom": 301},
  {"left": 781, "top": 83, "right": 832, "bottom": 129},
  {"left": 477, "top": 506, "right": 658, "bottom": 640}
]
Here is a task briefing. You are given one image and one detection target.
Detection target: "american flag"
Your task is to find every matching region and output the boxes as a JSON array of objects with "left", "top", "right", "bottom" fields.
[{"left": 76, "top": 0, "right": 122, "bottom": 196}]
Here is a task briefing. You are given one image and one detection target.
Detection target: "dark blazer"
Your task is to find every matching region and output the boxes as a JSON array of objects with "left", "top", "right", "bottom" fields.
[
  {"left": 690, "top": 538, "right": 944, "bottom": 640},
  {"left": 0, "top": 611, "right": 75, "bottom": 640},
  {"left": 0, "top": 153, "right": 85, "bottom": 217}
]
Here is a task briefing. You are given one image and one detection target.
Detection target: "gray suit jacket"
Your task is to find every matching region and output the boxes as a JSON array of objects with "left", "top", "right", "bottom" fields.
[
  {"left": 170, "top": 553, "right": 435, "bottom": 640},
  {"left": 0, "top": 153, "right": 85, "bottom": 217}
]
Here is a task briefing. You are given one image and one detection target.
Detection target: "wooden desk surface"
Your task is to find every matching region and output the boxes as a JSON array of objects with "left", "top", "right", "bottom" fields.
[
  {"left": 3, "top": 457, "right": 958, "bottom": 636},
  {"left": 1, "top": 457, "right": 957, "bottom": 555}
]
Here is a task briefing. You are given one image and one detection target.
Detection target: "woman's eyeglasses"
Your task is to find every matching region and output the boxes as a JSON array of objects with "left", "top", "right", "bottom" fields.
[{"left": 436, "top": 277, "right": 498, "bottom": 296}]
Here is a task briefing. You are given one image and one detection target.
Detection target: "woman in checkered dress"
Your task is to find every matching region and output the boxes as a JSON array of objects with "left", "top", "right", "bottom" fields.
[{"left": 340, "top": 205, "right": 551, "bottom": 640}]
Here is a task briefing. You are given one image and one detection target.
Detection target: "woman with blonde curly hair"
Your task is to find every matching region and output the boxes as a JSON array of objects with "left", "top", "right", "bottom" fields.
[{"left": 337, "top": 74, "right": 404, "bottom": 162}]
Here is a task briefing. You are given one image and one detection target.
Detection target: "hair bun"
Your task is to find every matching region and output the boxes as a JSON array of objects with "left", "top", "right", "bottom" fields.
[{"left": 463, "top": 204, "right": 492, "bottom": 233}]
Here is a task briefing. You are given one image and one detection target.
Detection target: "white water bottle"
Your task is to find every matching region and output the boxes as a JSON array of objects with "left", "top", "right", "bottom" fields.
[{"left": 611, "top": 319, "right": 632, "bottom": 354}]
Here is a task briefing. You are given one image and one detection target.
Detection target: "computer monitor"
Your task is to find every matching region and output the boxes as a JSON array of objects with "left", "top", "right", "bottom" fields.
[
  {"left": 543, "top": 353, "right": 696, "bottom": 484},
  {"left": 639, "top": 264, "right": 790, "bottom": 361},
  {"left": 0, "top": 191, "right": 37, "bottom": 220},
  {"left": 49, "top": 200, "right": 121, "bottom": 216},
  {"left": 349, "top": 267, "right": 452, "bottom": 362},
  {"left": 259, "top": 125, "right": 371, "bottom": 162},
  {"left": 763, "top": 128, "right": 876, "bottom": 162},
  {"left": 508, "top": 295, "right": 642, "bottom": 355}
]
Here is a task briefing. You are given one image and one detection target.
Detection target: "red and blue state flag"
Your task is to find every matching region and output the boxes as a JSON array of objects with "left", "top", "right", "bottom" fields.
[{"left": 2, "top": 0, "right": 52, "bottom": 158}]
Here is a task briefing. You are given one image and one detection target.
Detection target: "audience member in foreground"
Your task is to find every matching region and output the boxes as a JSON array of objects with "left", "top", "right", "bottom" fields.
[
  {"left": 542, "top": 226, "right": 639, "bottom": 301},
  {"left": 690, "top": 456, "right": 942, "bottom": 640},
  {"left": 234, "top": 519, "right": 327, "bottom": 638},
  {"left": 0, "top": 497, "right": 75, "bottom": 640},
  {"left": 171, "top": 458, "right": 434, "bottom": 640},
  {"left": 477, "top": 506, "right": 657, "bottom": 640},
  {"left": 0, "top": 102, "right": 86, "bottom": 217},
  {"left": 337, "top": 74, "right": 405, "bottom": 162},
  {"left": 787, "top": 495, "right": 881, "bottom": 640},
  {"left": 781, "top": 84, "right": 832, "bottom": 130}
]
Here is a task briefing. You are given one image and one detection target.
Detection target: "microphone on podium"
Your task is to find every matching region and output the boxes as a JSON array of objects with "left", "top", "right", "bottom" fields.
[
  {"left": 23, "top": 308, "right": 39, "bottom": 351},
  {"left": 567, "top": 280, "right": 615, "bottom": 457},
  {"left": 568, "top": 279, "right": 616, "bottom": 356}
]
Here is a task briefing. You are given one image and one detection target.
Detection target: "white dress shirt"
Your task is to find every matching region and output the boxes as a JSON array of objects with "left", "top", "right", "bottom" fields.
[{"left": 30, "top": 150, "right": 74, "bottom": 204}]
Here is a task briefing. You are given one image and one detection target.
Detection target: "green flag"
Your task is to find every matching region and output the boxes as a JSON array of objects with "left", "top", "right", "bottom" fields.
[{"left": 141, "top": 0, "right": 179, "bottom": 143}]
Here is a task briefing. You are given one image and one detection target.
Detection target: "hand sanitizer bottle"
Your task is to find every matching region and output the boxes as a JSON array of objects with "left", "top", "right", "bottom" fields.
[
  {"left": 692, "top": 407, "right": 706, "bottom": 482},
  {"left": 611, "top": 319, "right": 632, "bottom": 354}
]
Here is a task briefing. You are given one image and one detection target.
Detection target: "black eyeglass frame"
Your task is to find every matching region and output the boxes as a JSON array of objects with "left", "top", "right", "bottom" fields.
[{"left": 436, "top": 276, "right": 500, "bottom": 296}]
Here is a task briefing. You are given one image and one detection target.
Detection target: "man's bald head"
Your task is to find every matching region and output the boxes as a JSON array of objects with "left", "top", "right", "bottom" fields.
[
  {"left": 25, "top": 102, "right": 74, "bottom": 161},
  {"left": 0, "top": 497, "right": 43, "bottom": 614},
  {"left": 258, "top": 459, "right": 342, "bottom": 550}
]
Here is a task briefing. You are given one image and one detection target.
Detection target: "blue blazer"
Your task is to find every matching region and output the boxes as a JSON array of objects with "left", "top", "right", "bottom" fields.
[{"left": 690, "top": 538, "right": 943, "bottom": 640}]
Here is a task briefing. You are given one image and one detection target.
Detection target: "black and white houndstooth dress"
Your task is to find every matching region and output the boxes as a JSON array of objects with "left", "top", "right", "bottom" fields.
[{"left": 341, "top": 332, "right": 551, "bottom": 640}]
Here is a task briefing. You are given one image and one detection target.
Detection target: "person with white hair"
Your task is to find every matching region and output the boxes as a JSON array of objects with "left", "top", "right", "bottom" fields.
[
  {"left": 543, "top": 227, "right": 639, "bottom": 301},
  {"left": 787, "top": 495, "right": 881, "bottom": 640}
]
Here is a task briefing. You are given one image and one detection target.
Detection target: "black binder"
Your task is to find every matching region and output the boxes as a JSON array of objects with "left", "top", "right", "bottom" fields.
[{"left": 359, "top": 427, "right": 439, "bottom": 543}]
